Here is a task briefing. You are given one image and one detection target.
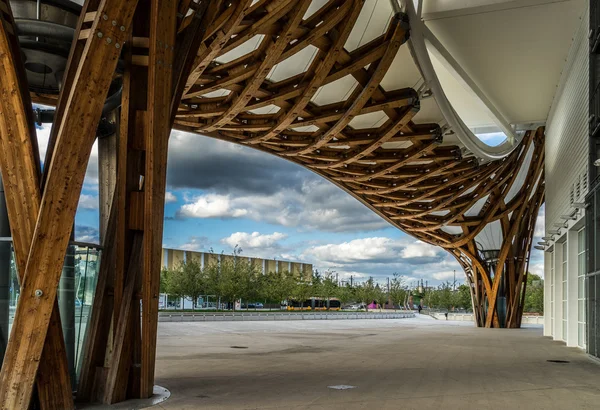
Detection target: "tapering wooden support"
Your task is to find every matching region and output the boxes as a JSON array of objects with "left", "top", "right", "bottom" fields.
[
  {"left": 76, "top": 193, "right": 117, "bottom": 402},
  {"left": 103, "top": 234, "right": 143, "bottom": 404},
  {"left": 449, "top": 128, "right": 545, "bottom": 329},
  {"left": 0, "top": 1, "right": 139, "bottom": 407},
  {"left": 0, "top": 3, "right": 73, "bottom": 408},
  {"left": 141, "top": 0, "right": 178, "bottom": 397}
]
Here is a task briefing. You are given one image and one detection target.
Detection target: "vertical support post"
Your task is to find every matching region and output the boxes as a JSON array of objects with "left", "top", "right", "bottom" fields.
[
  {"left": 140, "top": 0, "right": 177, "bottom": 398},
  {"left": 98, "top": 113, "right": 118, "bottom": 243}
]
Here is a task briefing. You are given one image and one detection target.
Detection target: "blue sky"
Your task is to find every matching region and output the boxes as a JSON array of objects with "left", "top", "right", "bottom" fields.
[{"left": 36, "top": 125, "right": 544, "bottom": 287}]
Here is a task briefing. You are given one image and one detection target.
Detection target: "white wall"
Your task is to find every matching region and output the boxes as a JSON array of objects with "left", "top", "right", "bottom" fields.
[{"left": 543, "top": 7, "right": 588, "bottom": 346}]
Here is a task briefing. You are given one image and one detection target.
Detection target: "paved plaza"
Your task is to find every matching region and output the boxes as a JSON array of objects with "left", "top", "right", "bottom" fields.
[{"left": 152, "top": 316, "right": 600, "bottom": 409}]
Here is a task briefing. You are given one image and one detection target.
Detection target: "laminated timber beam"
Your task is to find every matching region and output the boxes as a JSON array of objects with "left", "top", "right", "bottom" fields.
[
  {"left": 141, "top": 0, "right": 178, "bottom": 398},
  {"left": 0, "top": 0, "right": 139, "bottom": 408},
  {"left": 171, "top": 0, "right": 545, "bottom": 328}
]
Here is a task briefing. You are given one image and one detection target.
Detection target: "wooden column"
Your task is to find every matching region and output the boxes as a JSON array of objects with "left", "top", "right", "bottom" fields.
[
  {"left": 0, "top": 2, "right": 72, "bottom": 409},
  {"left": 0, "top": 1, "right": 139, "bottom": 407},
  {"left": 141, "top": 0, "right": 177, "bottom": 397},
  {"left": 99, "top": 111, "right": 118, "bottom": 242}
]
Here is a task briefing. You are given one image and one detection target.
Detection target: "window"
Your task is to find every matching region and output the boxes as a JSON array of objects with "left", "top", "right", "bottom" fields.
[
  {"left": 562, "top": 241, "right": 568, "bottom": 341},
  {"left": 578, "top": 228, "right": 587, "bottom": 348}
]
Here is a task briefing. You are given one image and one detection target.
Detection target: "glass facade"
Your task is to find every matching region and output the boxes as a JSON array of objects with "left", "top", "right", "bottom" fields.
[
  {"left": 586, "top": 191, "right": 600, "bottom": 357},
  {"left": 0, "top": 240, "right": 101, "bottom": 383}
]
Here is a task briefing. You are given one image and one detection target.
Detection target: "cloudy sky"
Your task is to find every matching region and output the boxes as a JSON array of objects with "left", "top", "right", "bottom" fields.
[{"left": 36, "top": 124, "right": 544, "bottom": 287}]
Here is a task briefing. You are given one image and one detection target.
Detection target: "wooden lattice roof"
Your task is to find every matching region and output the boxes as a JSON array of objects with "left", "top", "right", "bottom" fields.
[{"left": 168, "top": 0, "right": 545, "bottom": 251}]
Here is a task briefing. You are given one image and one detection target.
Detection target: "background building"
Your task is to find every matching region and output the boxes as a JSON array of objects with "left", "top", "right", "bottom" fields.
[{"left": 161, "top": 248, "right": 313, "bottom": 279}]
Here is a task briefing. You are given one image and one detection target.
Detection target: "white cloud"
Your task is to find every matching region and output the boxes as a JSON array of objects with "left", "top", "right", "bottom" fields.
[
  {"left": 180, "top": 236, "right": 209, "bottom": 251},
  {"left": 222, "top": 231, "right": 287, "bottom": 250},
  {"left": 165, "top": 191, "right": 177, "bottom": 203},
  {"left": 304, "top": 237, "right": 400, "bottom": 264},
  {"left": 529, "top": 261, "right": 544, "bottom": 279},
  {"left": 432, "top": 271, "right": 457, "bottom": 281},
  {"left": 534, "top": 205, "right": 545, "bottom": 237},
  {"left": 303, "top": 237, "right": 444, "bottom": 265},
  {"left": 178, "top": 194, "right": 248, "bottom": 218},
  {"left": 401, "top": 241, "right": 439, "bottom": 258},
  {"left": 175, "top": 179, "right": 388, "bottom": 233},
  {"left": 78, "top": 194, "right": 98, "bottom": 210}
]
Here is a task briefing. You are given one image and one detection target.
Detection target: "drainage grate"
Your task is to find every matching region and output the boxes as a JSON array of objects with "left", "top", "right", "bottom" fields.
[
  {"left": 547, "top": 360, "right": 570, "bottom": 364},
  {"left": 230, "top": 346, "right": 248, "bottom": 349}
]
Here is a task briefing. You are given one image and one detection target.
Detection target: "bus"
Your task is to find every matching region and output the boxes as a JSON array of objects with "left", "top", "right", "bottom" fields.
[{"left": 286, "top": 297, "right": 341, "bottom": 311}]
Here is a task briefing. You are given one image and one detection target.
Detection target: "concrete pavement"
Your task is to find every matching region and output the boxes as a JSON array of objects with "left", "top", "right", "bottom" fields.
[{"left": 153, "top": 315, "right": 600, "bottom": 409}]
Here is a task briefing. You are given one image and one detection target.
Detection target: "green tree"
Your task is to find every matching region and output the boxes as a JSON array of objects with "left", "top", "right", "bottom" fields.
[
  {"left": 321, "top": 272, "right": 338, "bottom": 309},
  {"left": 375, "top": 284, "right": 388, "bottom": 308},
  {"left": 238, "top": 257, "right": 261, "bottom": 310},
  {"left": 524, "top": 273, "right": 544, "bottom": 313},
  {"left": 454, "top": 284, "right": 472, "bottom": 310},
  {"left": 169, "top": 258, "right": 205, "bottom": 309},
  {"left": 335, "top": 283, "right": 355, "bottom": 307},
  {"left": 389, "top": 273, "right": 407, "bottom": 308},
  {"left": 292, "top": 274, "right": 313, "bottom": 309},
  {"left": 165, "top": 267, "right": 185, "bottom": 310},
  {"left": 356, "top": 278, "right": 378, "bottom": 311},
  {"left": 311, "top": 270, "right": 323, "bottom": 299},
  {"left": 160, "top": 267, "right": 169, "bottom": 294},
  {"left": 218, "top": 255, "right": 246, "bottom": 311}
]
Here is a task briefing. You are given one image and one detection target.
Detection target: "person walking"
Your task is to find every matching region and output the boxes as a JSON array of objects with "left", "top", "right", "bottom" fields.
[{"left": 418, "top": 304, "right": 422, "bottom": 314}]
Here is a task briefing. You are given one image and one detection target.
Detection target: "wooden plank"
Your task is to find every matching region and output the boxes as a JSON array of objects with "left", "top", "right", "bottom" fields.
[
  {"left": 98, "top": 111, "right": 118, "bottom": 243},
  {"left": 0, "top": 5, "right": 73, "bottom": 409},
  {"left": 140, "top": 0, "right": 177, "bottom": 398},
  {"left": 0, "top": 2, "right": 139, "bottom": 407},
  {"left": 75, "top": 193, "right": 117, "bottom": 402},
  {"left": 129, "top": 191, "right": 145, "bottom": 230},
  {"left": 103, "top": 234, "right": 143, "bottom": 404}
]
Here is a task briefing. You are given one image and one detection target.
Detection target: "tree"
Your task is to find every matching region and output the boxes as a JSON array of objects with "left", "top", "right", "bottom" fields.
[
  {"left": 375, "top": 284, "right": 387, "bottom": 309},
  {"left": 160, "top": 267, "right": 169, "bottom": 294},
  {"left": 355, "top": 278, "right": 378, "bottom": 311},
  {"left": 389, "top": 273, "right": 407, "bottom": 308},
  {"left": 524, "top": 273, "right": 544, "bottom": 313},
  {"left": 168, "top": 258, "right": 205, "bottom": 309},
  {"left": 321, "top": 272, "right": 338, "bottom": 309},
  {"left": 454, "top": 284, "right": 472, "bottom": 311},
  {"left": 292, "top": 274, "right": 312, "bottom": 310},
  {"left": 164, "top": 267, "right": 185, "bottom": 310},
  {"left": 336, "top": 283, "right": 355, "bottom": 307}
]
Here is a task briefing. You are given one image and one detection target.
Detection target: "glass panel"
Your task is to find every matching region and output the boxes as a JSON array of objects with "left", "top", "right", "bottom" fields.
[
  {"left": 579, "top": 323, "right": 585, "bottom": 347},
  {"left": 579, "top": 299, "right": 585, "bottom": 321},
  {"left": 4, "top": 241, "right": 102, "bottom": 384},
  {"left": 579, "top": 276, "right": 585, "bottom": 298}
]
